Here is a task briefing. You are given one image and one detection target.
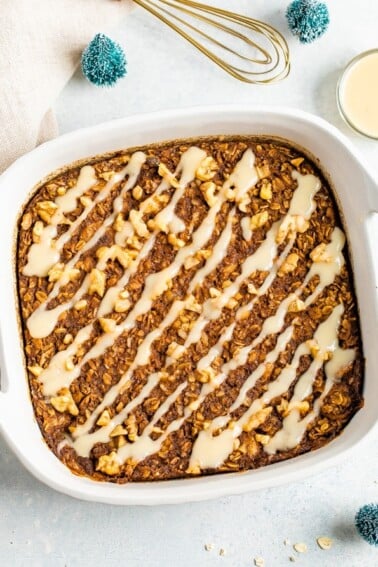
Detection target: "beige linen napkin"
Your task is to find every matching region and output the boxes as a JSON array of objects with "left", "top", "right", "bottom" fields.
[{"left": 0, "top": 0, "right": 133, "bottom": 173}]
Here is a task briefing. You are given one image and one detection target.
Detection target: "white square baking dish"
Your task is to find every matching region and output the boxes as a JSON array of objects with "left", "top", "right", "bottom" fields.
[{"left": 0, "top": 105, "right": 377, "bottom": 505}]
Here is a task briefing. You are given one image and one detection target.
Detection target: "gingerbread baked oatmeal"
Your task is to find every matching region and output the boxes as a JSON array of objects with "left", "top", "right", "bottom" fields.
[{"left": 16, "top": 136, "right": 364, "bottom": 482}]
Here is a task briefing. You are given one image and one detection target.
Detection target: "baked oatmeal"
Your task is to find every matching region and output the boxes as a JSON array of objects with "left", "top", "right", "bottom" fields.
[{"left": 16, "top": 136, "right": 364, "bottom": 482}]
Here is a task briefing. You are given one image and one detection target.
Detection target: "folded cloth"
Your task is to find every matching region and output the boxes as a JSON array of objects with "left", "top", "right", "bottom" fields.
[{"left": 0, "top": 0, "right": 133, "bottom": 173}]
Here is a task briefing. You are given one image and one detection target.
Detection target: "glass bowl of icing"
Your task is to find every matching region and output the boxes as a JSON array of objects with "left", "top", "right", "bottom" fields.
[{"left": 337, "top": 49, "right": 378, "bottom": 140}]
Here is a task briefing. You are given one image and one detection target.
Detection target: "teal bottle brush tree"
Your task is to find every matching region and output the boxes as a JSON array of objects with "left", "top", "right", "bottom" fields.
[
  {"left": 286, "top": 0, "right": 329, "bottom": 44},
  {"left": 81, "top": 33, "right": 127, "bottom": 87},
  {"left": 355, "top": 504, "right": 378, "bottom": 547}
]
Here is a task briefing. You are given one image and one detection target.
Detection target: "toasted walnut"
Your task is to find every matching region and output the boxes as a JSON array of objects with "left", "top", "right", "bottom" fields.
[
  {"left": 196, "top": 249, "right": 211, "bottom": 260},
  {"left": 196, "top": 156, "right": 218, "bottom": 181},
  {"left": 129, "top": 209, "right": 149, "bottom": 238},
  {"left": 28, "top": 365, "right": 43, "bottom": 377},
  {"left": 198, "top": 367, "right": 216, "bottom": 383},
  {"left": 125, "top": 414, "right": 138, "bottom": 441},
  {"left": 113, "top": 213, "right": 125, "bottom": 232},
  {"left": 64, "top": 357, "right": 75, "bottom": 372},
  {"left": 47, "top": 263, "right": 64, "bottom": 283},
  {"left": 32, "top": 220, "right": 44, "bottom": 243},
  {"left": 286, "top": 400, "right": 310, "bottom": 416},
  {"left": 97, "top": 409, "right": 111, "bottom": 427},
  {"left": 276, "top": 398, "right": 289, "bottom": 414},
  {"left": 209, "top": 287, "right": 221, "bottom": 298},
  {"left": 114, "top": 298, "right": 131, "bottom": 313},
  {"left": 96, "top": 452, "right": 120, "bottom": 475},
  {"left": 310, "top": 243, "right": 333, "bottom": 263},
  {"left": 21, "top": 213, "right": 33, "bottom": 230},
  {"left": 88, "top": 268, "right": 106, "bottom": 297},
  {"left": 74, "top": 299, "right": 87, "bottom": 311},
  {"left": 119, "top": 289, "right": 129, "bottom": 299},
  {"left": 50, "top": 388, "right": 78, "bottom": 416},
  {"left": 158, "top": 163, "right": 180, "bottom": 188},
  {"left": 36, "top": 200, "right": 58, "bottom": 223},
  {"left": 276, "top": 215, "right": 309, "bottom": 244},
  {"left": 227, "top": 298, "right": 238, "bottom": 309},
  {"left": 291, "top": 157, "right": 304, "bottom": 168},
  {"left": 56, "top": 185, "right": 67, "bottom": 196},
  {"left": 243, "top": 406, "right": 272, "bottom": 432},
  {"left": 99, "top": 171, "right": 114, "bottom": 181},
  {"left": 186, "top": 464, "right": 201, "bottom": 475},
  {"left": 250, "top": 210, "right": 269, "bottom": 229},
  {"left": 99, "top": 318, "right": 116, "bottom": 334},
  {"left": 288, "top": 297, "right": 305, "bottom": 312},
  {"left": 110, "top": 424, "right": 127, "bottom": 437},
  {"left": 132, "top": 185, "right": 143, "bottom": 200},
  {"left": 260, "top": 182, "right": 272, "bottom": 200},
  {"left": 184, "top": 256, "right": 200, "bottom": 270},
  {"left": 306, "top": 339, "right": 320, "bottom": 359},
  {"left": 114, "top": 245, "right": 134, "bottom": 268},
  {"left": 168, "top": 233, "right": 185, "bottom": 249},
  {"left": 279, "top": 253, "right": 299, "bottom": 276},
  {"left": 186, "top": 295, "right": 202, "bottom": 313},
  {"left": 200, "top": 181, "right": 218, "bottom": 207},
  {"left": 63, "top": 333, "right": 73, "bottom": 345},
  {"left": 255, "top": 433, "right": 271, "bottom": 445},
  {"left": 247, "top": 282, "right": 258, "bottom": 295},
  {"left": 79, "top": 195, "right": 92, "bottom": 207}
]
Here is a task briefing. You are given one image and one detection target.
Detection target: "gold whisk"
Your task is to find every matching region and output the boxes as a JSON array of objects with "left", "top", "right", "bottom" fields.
[{"left": 132, "top": 0, "right": 290, "bottom": 84}]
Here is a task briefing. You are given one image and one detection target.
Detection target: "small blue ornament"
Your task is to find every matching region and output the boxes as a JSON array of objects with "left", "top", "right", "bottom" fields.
[
  {"left": 286, "top": 0, "right": 329, "bottom": 44},
  {"left": 355, "top": 503, "right": 378, "bottom": 546},
  {"left": 81, "top": 33, "right": 127, "bottom": 87}
]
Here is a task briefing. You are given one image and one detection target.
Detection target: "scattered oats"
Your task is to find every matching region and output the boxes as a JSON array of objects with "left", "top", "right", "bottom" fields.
[
  {"left": 254, "top": 557, "right": 264, "bottom": 567},
  {"left": 284, "top": 539, "right": 290, "bottom": 546},
  {"left": 293, "top": 543, "right": 307, "bottom": 553},
  {"left": 316, "top": 536, "right": 333, "bottom": 550},
  {"left": 289, "top": 556, "right": 296, "bottom": 562},
  {"left": 204, "top": 543, "right": 214, "bottom": 551},
  {"left": 219, "top": 548, "right": 226, "bottom": 556}
]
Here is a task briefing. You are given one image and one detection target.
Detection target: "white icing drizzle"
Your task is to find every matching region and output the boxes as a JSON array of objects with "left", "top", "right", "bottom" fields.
[
  {"left": 27, "top": 145, "right": 354, "bottom": 473},
  {"left": 68, "top": 166, "right": 324, "bottom": 462},
  {"left": 23, "top": 166, "right": 98, "bottom": 277},
  {"left": 26, "top": 152, "right": 147, "bottom": 338},
  {"left": 189, "top": 303, "right": 352, "bottom": 469}
]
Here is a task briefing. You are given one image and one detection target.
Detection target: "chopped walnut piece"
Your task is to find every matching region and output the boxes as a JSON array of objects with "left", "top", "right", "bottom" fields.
[
  {"left": 243, "top": 406, "right": 272, "bottom": 432},
  {"left": 125, "top": 414, "right": 138, "bottom": 441},
  {"left": 209, "top": 287, "right": 221, "bottom": 298},
  {"left": 97, "top": 409, "right": 111, "bottom": 427},
  {"left": 79, "top": 196, "right": 92, "bottom": 207},
  {"left": 64, "top": 357, "right": 75, "bottom": 371},
  {"left": 200, "top": 181, "right": 218, "bottom": 206},
  {"left": 279, "top": 253, "right": 299, "bottom": 276},
  {"left": 50, "top": 388, "right": 78, "bottom": 416},
  {"left": 28, "top": 365, "right": 43, "bottom": 377},
  {"left": 113, "top": 213, "right": 125, "bottom": 232},
  {"left": 310, "top": 243, "right": 333, "bottom": 263},
  {"left": 63, "top": 333, "right": 73, "bottom": 345},
  {"left": 21, "top": 213, "right": 32, "bottom": 230},
  {"left": 96, "top": 451, "right": 120, "bottom": 475},
  {"left": 158, "top": 163, "right": 180, "bottom": 188},
  {"left": 132, "top": 185, "right": 143, "bottom": 200},
  {"left": 47, "top": 263, "right": 64, "bottom": 282},
  {"left": 255, "top": 433, "right": 271, "bottom": 445},
  {"left": 88, "top": 268, "right": 106, "bottom": 297},
  {"left": 250, "top": 210, "right": 269, "bottom": 229},
  {"left": 288, "top": 297, "right": 305, "bottom": 312},
  {"left": 256, "top": 163, "right": 270, "bottom": 178},
  {"left": 260, "top": 182, "right": 272, "bottom": 200},
  {"left": 32, "top": 221, "right": 44, "bottom": 243},
  {"left": 196, "top": 156, "right": 218, "bottom": 181},
  {"left": 114, "top": 298, "right": 131, "bottom": 313},
  {"left": 36, "top": 200, "right": 58, "bottom": 223},
  {"left": 99, "top": 318, "right": 116, "bottom": 334},
  {"left": 110, "top": 424, "right": 127, "bottom": 437},
  {"left": 168, "top": 233, "right": 185, "bottom": 249},
  {"left": 74, "top": 299, "right": 87, "bottom": 311},
  {"left": 129, "top": 209, "right": 149, "bottom": 238},
  {"left": 184, "top": 256, "right": 200, "bottom": 270},
  {"left": 291, "top": 157, "right": 304, "bottom": 168}
]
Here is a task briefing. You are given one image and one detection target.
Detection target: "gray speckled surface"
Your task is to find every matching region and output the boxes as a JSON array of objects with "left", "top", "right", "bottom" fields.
[{"left": 1, "top": 1, "right": 378, "bottom": 565}]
